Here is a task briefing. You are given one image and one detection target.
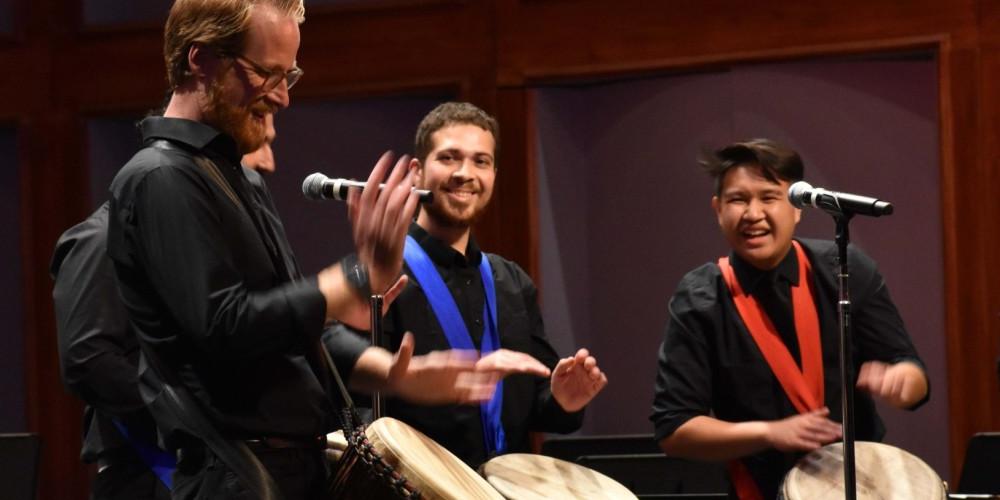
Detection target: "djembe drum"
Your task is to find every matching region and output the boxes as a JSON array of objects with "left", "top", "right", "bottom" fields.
[
  {"left": 479, "top": 453, "right": 638, "bottom": 500},
  {"left": 780, "top": 441, "right": 946, "bottom": 500},
  {"left": 326, "top": 417, "right": 504, "bottom": 500}
]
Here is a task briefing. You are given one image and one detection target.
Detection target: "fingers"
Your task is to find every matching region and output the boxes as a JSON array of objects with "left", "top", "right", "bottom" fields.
[
  {"left": 374, "top": 156, "right": 412, "bottom": 249},
  {"left": 360, "top": 150, "right": 394, "bottom": 210},
  {"left": 858, "top": 361, "right": 917, "bottom": 406},
  {"left": 397, "top": 187, "right": 420, "bottom": 240},
  {"left": 476, "top": 349, "right": 551, "bottom": 378},
  {"left": 454, "top": 371, "right": 500, "bottom": 404},
  {"left": 593, "top": 370, "right": 609, "bottom": 392},
  {"left": 387, "top": 332, "right": 415, "bottom": 384},
  {"left": 552, "top": 356, "right": 575, "bottom": 377},
  {"left": 347, "top": 187, "right": 361, "bottom": 228},
  {"left": 857, "top": 360, "right": 887, "bottom": 393},
  {"left": 349, "top": 151, "right": 418, "bottom": 295},
  {"left": 555, "top": 350, "right": 603, "bottom": 382},
  {"left": 381, "top": 275, "right": 409, "bottom": 312},
  {"left": 799, "top": 411, "right": 842, "bottom": 444},
  {"left": 768, "top": 408, "right": 842, "bottom": 452}
]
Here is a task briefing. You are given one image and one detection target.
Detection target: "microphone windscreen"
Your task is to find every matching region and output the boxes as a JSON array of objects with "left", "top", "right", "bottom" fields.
[
  {"left": 787, "top": 181, "right": 813, "bottom": 209},
  {"left": 302, "top": 173, "right": 328, "bottom": 201}
]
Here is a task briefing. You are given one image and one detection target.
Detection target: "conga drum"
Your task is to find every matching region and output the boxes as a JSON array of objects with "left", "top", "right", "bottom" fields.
[
  {"left": 327, "top": 417, "right": 504, "bottom": 499},
  {"left": 479, "top": 453, "right": 638, "bottom": 500},
  {"left": 780, "top": 441, "right": 946, "bottom": 500}
]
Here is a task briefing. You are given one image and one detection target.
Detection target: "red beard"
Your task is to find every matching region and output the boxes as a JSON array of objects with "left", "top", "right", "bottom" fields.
[{"left": 202, "top": 78, "right": 269, "bottom": 155}]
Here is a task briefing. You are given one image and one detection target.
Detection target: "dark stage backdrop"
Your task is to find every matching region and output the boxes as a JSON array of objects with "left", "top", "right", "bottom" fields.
[
  {"left": 267, "top": 95, "right": 450, "bottom": 275},
  {"left": 0, "top": 0, "right": 12, "bottom": 34},
  {"left": 535, "top": 54, "right": 948, "bottom": 478},
  {"left": 0, "top": 127, "right": 24, "bottom": 433}
]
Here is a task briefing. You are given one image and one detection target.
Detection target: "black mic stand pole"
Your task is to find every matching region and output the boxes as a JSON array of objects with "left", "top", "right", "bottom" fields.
[
  {"left": 370, "top": 294, "right": 385, "bottom": 420},
  {"left": 834, "top": 214, "right": 857, "bottom": 500}
]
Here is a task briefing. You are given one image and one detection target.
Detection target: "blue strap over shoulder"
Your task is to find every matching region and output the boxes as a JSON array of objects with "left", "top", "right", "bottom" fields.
[{"left": 403, "top": 235, "right": 506, "bottom": 455}]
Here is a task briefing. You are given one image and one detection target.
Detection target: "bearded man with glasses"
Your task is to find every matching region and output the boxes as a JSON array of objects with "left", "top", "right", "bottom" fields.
[{"left": 105, "top": 1, "right": 505, "bottom": 499}]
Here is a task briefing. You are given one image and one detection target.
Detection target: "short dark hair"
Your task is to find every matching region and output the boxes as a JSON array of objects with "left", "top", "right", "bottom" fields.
[
  {"left": 700, "top": 138, "right": 804, "bottom": 195},
  {"left": 414, "top": 102, "right": 499, "bottom": 164}
]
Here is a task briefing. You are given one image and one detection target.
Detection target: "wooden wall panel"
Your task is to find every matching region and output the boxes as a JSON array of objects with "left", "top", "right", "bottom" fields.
[
  {"left": 294, "top": 1, "right": 494, "bottom": 97},
  {"left": 67, "top": 31, "right": 167, "bottom": 113},
  {"left": 5, "top": 0, "right": 1000, "bottom": 497},
  {"left": 938, "top": 36, "right": 996, "bottom": 482},
  {"left": 496, "top": 0, "right": 976, "bottom": 84}
]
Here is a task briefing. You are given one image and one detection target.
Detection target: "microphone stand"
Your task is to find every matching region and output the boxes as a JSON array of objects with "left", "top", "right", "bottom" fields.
[
  {"left": 791, "top": 181, "right": 894, "bottom": 500},
  {"left": 370, "top": 294, "right": 385, "bottom": 420},
  {"left": 834, "top": 214, "right": 857, "bottom": 500}
]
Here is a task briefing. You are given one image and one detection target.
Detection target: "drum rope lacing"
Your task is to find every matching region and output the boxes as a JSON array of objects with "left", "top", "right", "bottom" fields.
[{"left": 346, "top": 425, "right": 422, "bottom": 499}]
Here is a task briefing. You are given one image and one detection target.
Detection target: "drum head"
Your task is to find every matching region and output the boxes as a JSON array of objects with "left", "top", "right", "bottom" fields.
[
  {"left": 781, "top": 441, "right": 945, "bottom": 500},
  {"left": 480, "top": 453, "right": 638, "bottom": 500},
  {"left": 366, "top": 417, "right": 504, "bottom": 500}
]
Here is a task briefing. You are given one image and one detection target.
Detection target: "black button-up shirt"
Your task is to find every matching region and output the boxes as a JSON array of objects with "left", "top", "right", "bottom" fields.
[
  {"left": 107, "top": 117, "right": 367, "bottom": 445},
  {"left": 51, "top": 202, "right": 158, "bottom": 462},
  {"left": 333, "top": 223, "right": 584, "bottom": 467},
  {"left": 651, "top": 238, "right": 928, "bottom": 499}
]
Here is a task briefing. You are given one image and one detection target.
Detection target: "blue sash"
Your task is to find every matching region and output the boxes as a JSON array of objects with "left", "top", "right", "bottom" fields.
[
  {"left": 403, "top": 235, "right": 506, "bottom": 456},
  {"left": 112, "top": 418, "right": 176, "bottom": 489}
]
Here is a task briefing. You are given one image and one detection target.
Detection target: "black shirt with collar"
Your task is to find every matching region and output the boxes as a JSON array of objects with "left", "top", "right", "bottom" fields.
[
  {"left": 650, "top": 237, "right": 928, "bottom": 499},
  {"left": 106, "top": 117, "right": 368, "bottom": 446},
  {"left": 731, "top": 244, "right": 802, "bottom": 367},
  {"left": 332, "top": 223, "right": 584, "bottom": 467},
  {"left": 51, "top": 202, "right": 158, "bottom": 463}
]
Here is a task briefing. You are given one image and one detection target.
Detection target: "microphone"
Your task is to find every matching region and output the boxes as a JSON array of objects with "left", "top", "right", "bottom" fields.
[
  {"left": 788, "top": 181, "right": 893, "bottom": 217},
  {"left": 302, "top": 172, "right": 433, "bottom": 204}
]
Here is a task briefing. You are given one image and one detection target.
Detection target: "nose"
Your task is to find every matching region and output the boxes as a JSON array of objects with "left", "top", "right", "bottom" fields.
[
  {"left": 743, "top": 199, "right": 765, "bottom": 221},
  {"left": 264, "top": 80, "right": 290, "bottom": 110},
  {"left": 451, "top": 157, "right": 475, "bottom": 180}
]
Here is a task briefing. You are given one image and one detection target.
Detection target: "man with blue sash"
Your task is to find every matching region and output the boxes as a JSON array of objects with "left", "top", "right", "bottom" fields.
[{"left": 334, "top": 102, "right": 608, "bottom": 467}]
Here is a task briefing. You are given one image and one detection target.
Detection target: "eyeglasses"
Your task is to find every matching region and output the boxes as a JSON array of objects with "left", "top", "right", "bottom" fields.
[{"left": 224, "top": 52, "right": 303, "bottom": 91}]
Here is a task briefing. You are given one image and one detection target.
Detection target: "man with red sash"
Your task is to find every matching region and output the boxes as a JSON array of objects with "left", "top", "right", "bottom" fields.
[
  {"left": 650, "top": 139, "right": 929, "bottom": 499},
  {"left": 331, "top": 101, "right": 608, "bottom": 468}
]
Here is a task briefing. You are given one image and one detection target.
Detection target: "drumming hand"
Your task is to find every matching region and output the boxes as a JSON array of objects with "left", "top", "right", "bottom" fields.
[
  {"left": 550, "top": 349, "right": 608, "bottom": 413},
  {"left": 765, "top": 408, "right": 842, "bottom": 452},
  {"left": 387, "top": 333, "right": 500, "bottom": 404},
  {"left": 325, "top": 152, "right": 418, "bottom": 328},
  {"left": 857, "top": 360, "right": 928, "bottom": 409},
  {"left": 475, "top": 349, "right": 551, "bottom": 378},
  {"left": 349, "top": 152, "right": 419, "bottom": 286}
]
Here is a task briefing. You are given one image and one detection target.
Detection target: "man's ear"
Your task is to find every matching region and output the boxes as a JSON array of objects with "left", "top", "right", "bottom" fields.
[
  {"left": 711, "top": 195, "right": 723, "bottom": 226},
  {"left": 408, "top": 157, "right": 422, "bottom": 183},
  {"left": 187, "top": 43, "right": 213, "bottom": 80}
]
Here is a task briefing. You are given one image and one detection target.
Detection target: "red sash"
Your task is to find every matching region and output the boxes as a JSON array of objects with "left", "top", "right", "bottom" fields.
[{"left": 717, "top": 240, "right": 824, "bottom": 500}]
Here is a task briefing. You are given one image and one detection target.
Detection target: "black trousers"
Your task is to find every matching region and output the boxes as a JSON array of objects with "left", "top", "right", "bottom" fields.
[
  {"left": 91, "top": 447, "right": 171, "bottom": 500},
  {"left": 171, "top": 445, "right": 327, "bottom": 500}
]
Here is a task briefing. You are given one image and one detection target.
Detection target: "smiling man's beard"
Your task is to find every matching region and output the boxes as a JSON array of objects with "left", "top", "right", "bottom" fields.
[
  {"left": 422, "top": 201, "right": 478, "bottom": 229},
  {"left": 202, "top": 78, "right": 268, "bottom": 155},
  {"left": 419, "top": 183, "right": 491, "bottom": 229}
]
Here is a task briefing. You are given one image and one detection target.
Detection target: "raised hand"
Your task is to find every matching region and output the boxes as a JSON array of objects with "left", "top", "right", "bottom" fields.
[
  {"left": 764, "top": 407, "right": 842, "bottom": 452},
  {"left": 550, "top": 348, "right": 607, "bottom": 413},
  {"left": 347, "top": 151, "right": 420, "bottom": 297},
  {"left": 857, "top": 360, "right": 928, "bottom": 409}
]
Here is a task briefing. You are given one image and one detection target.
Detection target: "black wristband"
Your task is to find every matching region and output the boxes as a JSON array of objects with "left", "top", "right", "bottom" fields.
[{"left": 340, "top": 254, "right": 371, "bottom": 297}]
